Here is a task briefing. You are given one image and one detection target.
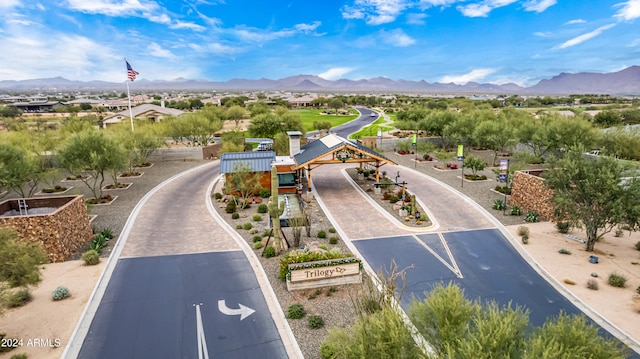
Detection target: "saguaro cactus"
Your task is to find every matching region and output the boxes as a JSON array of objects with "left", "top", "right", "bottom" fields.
[{"left": 268, "top": 166, "right": 285, "bottom": 254}]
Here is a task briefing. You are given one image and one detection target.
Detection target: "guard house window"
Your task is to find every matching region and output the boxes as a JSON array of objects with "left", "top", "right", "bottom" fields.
[{"left": 278, "top": 173, "right": 296, "bottom": 187}]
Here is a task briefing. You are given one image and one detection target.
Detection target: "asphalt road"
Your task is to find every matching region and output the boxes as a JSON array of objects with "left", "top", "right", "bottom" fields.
[
  {"left": 74, "top": 162, "right": 289, "bottom": 359},
  {"left": 328, "top": 106, "right": 378, "bottom": 139},
  {"left": 352, "top": 228, "right": 581, "bottom": 326},
  {"left": 78, "top": 252, "right": 286, "bottom": 359}
]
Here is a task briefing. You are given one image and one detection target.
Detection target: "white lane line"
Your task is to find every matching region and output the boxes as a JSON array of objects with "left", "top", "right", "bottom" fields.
[
  {"left": 195, "top": 304, "right": 210, "bottom": 359},
  {"left": 411, "top": 234, "right": 463, "bottom": 278}
]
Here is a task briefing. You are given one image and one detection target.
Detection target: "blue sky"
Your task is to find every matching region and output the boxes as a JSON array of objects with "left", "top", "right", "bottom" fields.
[{"left": 0, "top": 0, "right": 639, "bottom": 86}]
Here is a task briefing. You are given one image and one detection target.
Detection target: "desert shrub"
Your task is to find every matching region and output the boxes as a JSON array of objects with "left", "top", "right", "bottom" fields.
[
  {"left": 510, "top": 205, "right": 521, "bottom": 216},
  {"left": 308, "top": 315, "right": 324, "bottom": 329},
  {"left": 319, "top": 244, "right": 328, "bottom": 250},
  {"left": 10, "top": 354, "right": 28, "bottom": 359},
  {"left": 517, "top": 226, "right": 530, "bottom": 237},
  {"left": 587, "top": 279, "right": 599, "bottom": 290},
  {"left": 263, "top": 245, "right": 276, "bottom": 258},
  {"left": 608, "top": 273, "right": 627, "bottom": 288},
  {"left": 259, "top": 189, "right": 271, "bottom": 198},
  {"left": 558, "top": 248, "right": 571, "bottom": 255},
  {"left": 214, "top": 192, "right": 223, "bottom": 200},
  {"left": 636, "top": 285, "right": 640, "bottom": 295},
  {"left": 524, "top": 211, "right": 539, "bottom": 223},
  {"left": 225, "top": 202, "right": 236, "bottom": 213},
  {"left": 88, "top": 234, "right": 108, "bottom": 254},
  {"left": 99, "top": 228, "right": 114, "bottom": 239},
  {"left": 317, "top": 230, "right": 327, "bottom": 239},
  {"left": 635, "top": 241, "right": 640, "bottom": 251},
  {"left": 329, "top": 237, "right": 338, "bottom": 245},
  {"left": 321, "top": 305, "right": 422, "bottom": 359},
  {"left": 252, "top": 214, "right": 262, "bottom": 221},
  {"left": 328, "top": 227, "right": 336, "bottom": 233},
  {"left": 521, "top": 234, "right": 529, "bottom": 244},
  {"left": 614, "top": 227, "right": 624, "bottom": 237},
  {"left": 308, "top": 289, "right": 322, "bottom": 300},
  {"left": 257, "top": 204, "right": 268, "bottom": 213},
  {"left": 388, "top": 194, "right": 399, "bottom": 203},
  {"left": 556, "top": 221, "right": 570, "bottom": 234},
  {"left": 82, "top": 249, "right": 100, "bottom": 265},
  {"left": 492, "top": 199, "right": 505, "bottom": 210},
  {"left": 7, "top": 289, "right": 32, "bottom": 308},
  {"left": 524, "top": 312, "right": 628, "bottom": 359},
  {"left": 243, "top": 222, "right": 253, "bottom": 230},
  {"left": 235, "top": 224, "right": 243, "bottom": 229},
  {"left": 252, "top": 236, "right": 262, "bottom": 243},
  {"left": 51, "top": 286, "right": 70, "bottom": 301},
  {"left": 231, "top": 212, "right": 240, "bottom": 219},
  {"left": 287, "top": 303, "right": 306, "bottom": 319},
  {"left": 253, "top": 242, "right": 263, "bottom": 250},
  {"left": 262, "top": 229, "right": 271, "bottom": 237},
  {"left": 494, "top": 185, "right": 512, "bottom": 195}
]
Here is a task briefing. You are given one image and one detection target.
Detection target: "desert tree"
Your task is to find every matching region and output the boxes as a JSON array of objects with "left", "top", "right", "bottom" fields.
[
  {"left": 226, "top": 105, "right": 248, "bottom": 128},
  {"left": 56, "top": 129, "right": 127, "bottom": 201},
  {"left": 0, "top": 226, "right": 48, "bottom": 312},
  {"left": 0, "top": 142, "right": 42, "bottom": 198},
  {"left": 225, "top": 162, "right": 262, "bottom": 209},
  {"left": 472, "top": 116, "right": 515, "bottom": 166},
  {"left": 543, "top": 149, "right": 640, "bottom": 252}
]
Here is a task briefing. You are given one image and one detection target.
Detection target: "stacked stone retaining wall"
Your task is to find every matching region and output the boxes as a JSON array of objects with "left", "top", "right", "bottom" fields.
[
  {"left": 510, "top": 171, "right": 555, "bottom": 221},
  {"left": 0, "top": 196, "right": 93, "bottom": 262}
]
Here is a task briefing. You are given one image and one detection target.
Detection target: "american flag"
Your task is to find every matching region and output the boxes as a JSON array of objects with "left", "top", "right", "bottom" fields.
[{"left": 125, "top": 60, "right": 139, "bottom": 81}]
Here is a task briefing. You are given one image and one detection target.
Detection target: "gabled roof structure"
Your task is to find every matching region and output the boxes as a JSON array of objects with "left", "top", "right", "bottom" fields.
[
  {"left": 293, "top": 133, "right": 395, "bottom": 170},
  {"left": 220, "top": 151, "right": 276, "bottom": 174}
]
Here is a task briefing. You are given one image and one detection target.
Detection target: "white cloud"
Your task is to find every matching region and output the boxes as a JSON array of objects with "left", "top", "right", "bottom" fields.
[
  {"left": 457, "top": 0, "right": 517, "bottom": 17},
  {"left": 63, "top": 0, "right": 157, "bottom": 17},
  {"left": 441, "top": 68, "right": 497, "bottom": 84},
  {"left": 564, "top": 19, "right": 586, "bottom": 25},
  {"left": 341, "top": 0, "right": 409, "bottom": 25},
  {"left": 0, "top": 0, "right": 21, "bottom": 9},
  {"left": 522, "top": 0, "right": 556, "bottom": 13},
  {"left": 533, "top": 31, "right": 551, "bottom": 37},
  {"left": 170, "top": 21, "right": 206, "bottom": 31},
  {"left": 147, "top": 42, "right": 176, "bottom": 59},
  {"left": 418, "top": 0, "right": 459, "bottom": 8},
  {"left": 230, "top": 22, "right": 322, "bottom": 42},
  {"left": 380, "top": 28, "right": 416, "bottom": 46},
  {"left": 406, "top": 12, "right": 427, "bottom": 25},
  {"left": 7, "top": 19, "right": 35, "bottom": 26},
  {"left": 0, "top": 29, "right": 122, "bottom": 81},
  {"left": 318, "top": 67, "right": 355, "bottom": 80},
  {"left": 614, "top": 0, "right": 640, "bottom": 21},
  {"left": 554, "top": 23, "right": 616, "bottom": 49},
  {"left": 628, "top": 38, "right": 640, "bottom": 46}
]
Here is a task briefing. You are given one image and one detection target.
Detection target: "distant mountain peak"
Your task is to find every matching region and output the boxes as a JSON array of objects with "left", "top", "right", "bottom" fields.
[{"left": 0, "top": 66, "right": 639, "bottom": 94}]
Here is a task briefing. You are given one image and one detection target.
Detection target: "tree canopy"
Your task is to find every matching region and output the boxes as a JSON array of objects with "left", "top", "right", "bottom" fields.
[{"left": 543, "top": 150, "right": 640, "bottom": 251}]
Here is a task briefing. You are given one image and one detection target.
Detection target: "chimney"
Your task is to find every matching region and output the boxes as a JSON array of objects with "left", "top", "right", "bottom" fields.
[{"left": 287, "top": 131, "right": 303, "bottom": 156}]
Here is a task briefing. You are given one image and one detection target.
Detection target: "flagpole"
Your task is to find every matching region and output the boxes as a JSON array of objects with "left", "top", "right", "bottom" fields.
[{"left": 126, "top": 78, "right": 134, "bottom": 132}]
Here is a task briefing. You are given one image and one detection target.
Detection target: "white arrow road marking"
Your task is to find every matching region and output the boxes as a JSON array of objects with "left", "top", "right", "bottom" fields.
[
  {"left": 195, "top": 304, "right": 210, "bottom": 359},
  {"left": 218, "top": 300, "right": 256, "bottom": 321}
]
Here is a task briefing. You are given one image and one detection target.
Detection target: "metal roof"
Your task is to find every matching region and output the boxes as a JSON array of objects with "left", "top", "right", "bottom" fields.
[
  {"left": 220, "top": 151, "right": 276, "bottom": 174},
  {"left": 293, "top": 133, "right": 393, "bottom": 168}
]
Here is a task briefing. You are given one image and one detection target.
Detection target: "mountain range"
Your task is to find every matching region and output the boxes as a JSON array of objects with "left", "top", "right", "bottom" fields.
[{"left": 1, "top": 66, "right": 640, "bottom": 95}]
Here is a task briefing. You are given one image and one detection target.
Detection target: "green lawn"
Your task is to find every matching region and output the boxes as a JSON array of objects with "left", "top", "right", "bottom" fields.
[
  {"left": 348, "top": 115, "right": 395, "bottom": 139},
  {"left": 292, "top": 108, "right": 358, "bottom": 133}
]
